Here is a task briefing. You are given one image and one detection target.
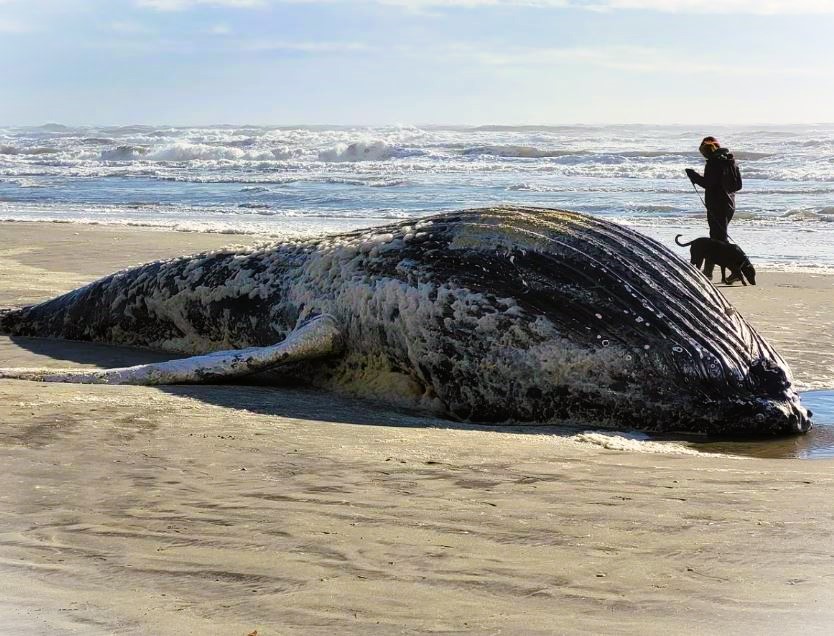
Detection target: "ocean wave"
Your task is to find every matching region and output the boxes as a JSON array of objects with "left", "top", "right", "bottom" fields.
[
  {"left": 148, "top": 143, "right": 276, "bottom": 162},
  {"left": 751, "top": 187, "right": 834, "bottom": 195},
  {"left": 507, "top": 182, "right": 557, "bottom": 192},
  {"left": 471, "top": 124, "right": 596, "bottom": 132},
  {"left": 32, "top": 123, "right": 74, "bottom": 133},
  {"left": 742, "top": 167, "right": 834, "bottom": 182},
  {"left": 318, "top": 141, "right": 423, "bottom": 162},
  {"left": 0, "top": 177, "right": 46, "bottom": 188},
  {"left": 0, "top": 145, "right": 60, "bottom": 156},
  {"left": 463, "top": 146, "right": 774, "bottom": 161},
  {"left": 269, "top": 146, "right": 297, "bottom": 160},
  {"left": 100, "top": 145, "right": 150, "bottom": 161},
  {"left": 507, "top": 182, "right": 697, "bottom": 194},
  {"left": 462, "top": 145, "right": 590, "bottom": 159},
  {"left": 160, "top": 174, "right": 410, "bottom": 188},
  {"left": 160, "top": 174, "right": 300, "bottom": 184},
  {"left": 623, "top": 203, "right": 680, "bottom": 213},
  {"left": 729, "top": 211, "right": 759, "bottom": 221},
  {"left": 727, "top": 151, "right": 774, "bottom": 160},
  {"left": 100, "top": 125, "right": 159, "bottom": 135},
  {"left": 617, "top": 208, "right": 834, "bottom": 225},
  {"left": 617, "top": 150, "right": 691, "bottom": 158},
  {"left": 321, "top": 176, "right": 411, "bottom": 188},
  {"left": 100, "top": 143, "right": 291, "bottom": 162},
  {"left": 218, "top": 137, "right": 258, "bottom": 148},
  {"left": 80, "top": 137, "right": 115, "bottom": 145},
  {"left": 783, "top": 209, "right": 834, "bottom": 222}
]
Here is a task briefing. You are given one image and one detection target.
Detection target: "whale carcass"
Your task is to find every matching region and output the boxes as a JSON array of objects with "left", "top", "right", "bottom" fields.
[{"left": 0, "top": 207, "right": 812, "bottom": 436}]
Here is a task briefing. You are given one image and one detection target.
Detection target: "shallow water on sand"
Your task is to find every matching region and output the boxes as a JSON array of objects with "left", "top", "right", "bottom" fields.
[{"left": 690, "top": 390, "right": 834, "bottom": 459}]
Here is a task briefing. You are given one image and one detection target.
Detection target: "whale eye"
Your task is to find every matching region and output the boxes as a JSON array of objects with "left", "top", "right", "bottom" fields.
[{"left": 601, "top": 339, "right": 610, "bottom": 347}]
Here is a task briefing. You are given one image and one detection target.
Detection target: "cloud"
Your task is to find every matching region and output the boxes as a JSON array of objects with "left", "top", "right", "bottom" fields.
[
  {"left": 437, "top": 43, "right": 833, "bottom": 77},
  {"left": 0, "top": 18, "right": 30, "bottom": 32},
  {"left": 208, "top": 23, "right": 232, "bottom": 35},
  {"left": 241, "top": 39, "right": 370, "bottom": 52},
  {"left": 108, "top": 20, "right": 155, "bottom": 34},
  {"left": 576, "top": 0, "right": 834, "bottom": 14},
  {"left": 132, "top": 0, "right": 834, "bottom": 13},
  {"left": 136, "top": 0, "right": 266, "bottom": 9}
]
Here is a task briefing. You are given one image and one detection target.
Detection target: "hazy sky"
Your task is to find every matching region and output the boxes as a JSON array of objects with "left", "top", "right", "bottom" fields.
[{"left": 2, "top": 0, "right": 833, "bottom": 125}]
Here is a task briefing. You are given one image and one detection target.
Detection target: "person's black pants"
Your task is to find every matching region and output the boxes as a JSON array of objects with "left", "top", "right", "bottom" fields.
[
  {"left": 707, "top": 210, "right": 733, "bottom": 242},
  {"left": 704, "top": 209, "right": 734, "bottom": 278}
]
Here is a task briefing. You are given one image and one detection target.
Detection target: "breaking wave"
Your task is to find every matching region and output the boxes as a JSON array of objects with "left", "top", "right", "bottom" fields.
[
  {"left": 318, "top": 141, "right": 424, "bottom": 162},
  {"left": 0, "top": 145, "right": 60, "bottom": 156},
  {"left": 462, "top": 146, "right": 773, "bottom": 161},
  {"left": 783, "top": 208, "right": 834, "bottom": 222},
  {"left": 100, "top": 145, "right": 150, "bottom": 161},
  {"left": 100, "top": 143, "right": 294, "bottom": 162},
  {"left": 462, "top": 145, "right": 590, "bottom": 159}
]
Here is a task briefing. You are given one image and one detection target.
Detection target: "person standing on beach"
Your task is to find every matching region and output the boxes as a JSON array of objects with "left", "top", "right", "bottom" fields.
[{"left": 685, "top": 136, "right": 742, "bottom": 242}]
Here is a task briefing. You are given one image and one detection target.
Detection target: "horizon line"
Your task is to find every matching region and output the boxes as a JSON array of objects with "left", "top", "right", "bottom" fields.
[{"left": 5, "top": 121, "right": 834, "bottom": 129}]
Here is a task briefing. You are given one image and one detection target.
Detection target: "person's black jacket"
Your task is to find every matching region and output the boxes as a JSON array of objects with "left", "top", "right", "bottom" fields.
[{"left": 687, "top": 148, "right": 742, "bottom": 218}]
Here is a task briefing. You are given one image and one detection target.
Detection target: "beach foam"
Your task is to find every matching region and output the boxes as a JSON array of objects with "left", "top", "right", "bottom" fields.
[{"left": 570, "top": 431, "right": 712, "bottom": 456}]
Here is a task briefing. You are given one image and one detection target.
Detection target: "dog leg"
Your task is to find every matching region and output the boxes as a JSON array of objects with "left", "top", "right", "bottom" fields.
[{"left": 725, "top": 269, "right": 744, "bottom": 286}]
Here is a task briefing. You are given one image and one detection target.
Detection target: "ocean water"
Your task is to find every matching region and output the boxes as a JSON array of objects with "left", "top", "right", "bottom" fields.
[
  {"left": 1, "top": 123, "right": 834, "bottom": 270},
  {"left": 689, "top": 390, "right": 834, "bottom": 459}
]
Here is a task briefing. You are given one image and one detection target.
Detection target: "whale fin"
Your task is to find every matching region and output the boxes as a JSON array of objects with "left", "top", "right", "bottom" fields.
[{"left": 0, "top": 314, "right": 343, "bottom": 385}]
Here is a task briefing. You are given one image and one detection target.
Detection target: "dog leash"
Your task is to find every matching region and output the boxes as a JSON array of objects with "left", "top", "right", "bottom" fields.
[{"left": 690, "top": 181, "right": 706, "bottom": 209}]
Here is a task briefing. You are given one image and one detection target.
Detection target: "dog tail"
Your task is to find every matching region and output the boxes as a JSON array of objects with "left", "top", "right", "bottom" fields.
[{"left": 675, "top": 234, "right": 695, "bottom": 247}]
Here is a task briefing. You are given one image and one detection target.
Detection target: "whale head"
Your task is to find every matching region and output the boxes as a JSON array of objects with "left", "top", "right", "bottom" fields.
[{"left": 329, "top": 207, "right": 811, "bottom": 436}]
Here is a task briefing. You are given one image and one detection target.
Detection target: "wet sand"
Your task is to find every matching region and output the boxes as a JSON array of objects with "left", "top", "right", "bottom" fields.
[{"left": 2, "top": 221, "right": 834, "bottom": 635}]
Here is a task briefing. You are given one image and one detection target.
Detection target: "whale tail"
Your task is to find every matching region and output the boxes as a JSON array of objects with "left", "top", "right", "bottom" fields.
[
  {"left": 0, "top": 314, "right": 343, "bottom": 385},
  {"left": 675, "top": 234, "right": 695, "bottom": 247}
]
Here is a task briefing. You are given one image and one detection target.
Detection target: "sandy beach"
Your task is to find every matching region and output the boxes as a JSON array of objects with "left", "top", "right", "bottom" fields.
[{"left": 2, "top": 221, "right": 834, "bottom": 635}]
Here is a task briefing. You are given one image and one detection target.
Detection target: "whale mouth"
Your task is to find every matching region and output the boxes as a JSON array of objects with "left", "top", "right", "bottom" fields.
[{"left": 791, "top": 403, "right": 813, "bottom": 434}]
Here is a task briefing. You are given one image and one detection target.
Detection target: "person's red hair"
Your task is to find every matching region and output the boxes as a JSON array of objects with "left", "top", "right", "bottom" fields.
[{"left": 699, "top": 136, "right": 721, "bottom": 155}]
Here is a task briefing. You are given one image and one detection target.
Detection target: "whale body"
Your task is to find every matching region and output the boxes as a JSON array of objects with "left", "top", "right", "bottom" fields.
[{"left": 0, "top": 207, "right": 811, "bottom": 436}]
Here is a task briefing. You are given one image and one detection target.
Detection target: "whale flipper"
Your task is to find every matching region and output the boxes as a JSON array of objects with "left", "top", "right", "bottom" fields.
[{"left": 0, "top": 314, "right": 343, "bottom": 385}]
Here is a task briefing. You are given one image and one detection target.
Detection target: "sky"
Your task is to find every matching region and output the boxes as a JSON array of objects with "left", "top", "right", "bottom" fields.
[{"left": 1, "top": 0, "right": 834, "bottom": 126}]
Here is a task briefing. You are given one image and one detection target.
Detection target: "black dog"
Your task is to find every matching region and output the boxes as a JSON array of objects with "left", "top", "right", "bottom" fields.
[{"left": 675, "top": 235, "right": 756, "bottom": 286}]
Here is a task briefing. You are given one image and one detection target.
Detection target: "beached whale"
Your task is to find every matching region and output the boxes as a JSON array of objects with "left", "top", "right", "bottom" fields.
[{"left": 0, "top": 207, "right": 811, "bottom": 436}]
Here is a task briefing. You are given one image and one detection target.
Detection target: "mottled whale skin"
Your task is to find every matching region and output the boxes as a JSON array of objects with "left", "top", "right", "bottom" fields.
[{"left": 0, "top": 207, "right": 811, "bottom": 436}]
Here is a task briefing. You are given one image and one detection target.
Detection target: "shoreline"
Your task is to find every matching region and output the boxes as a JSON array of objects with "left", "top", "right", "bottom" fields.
[
  {"left": 2, "top": 220, "right": 834, "bottom": 633},
  {"left": 3, "top": 213, "right": 834, "bottom": 274}
]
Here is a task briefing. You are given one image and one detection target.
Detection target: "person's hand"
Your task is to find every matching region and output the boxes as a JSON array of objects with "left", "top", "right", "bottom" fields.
[{"left": 685, "top": 168, "right": 697, "bottom": 182}]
